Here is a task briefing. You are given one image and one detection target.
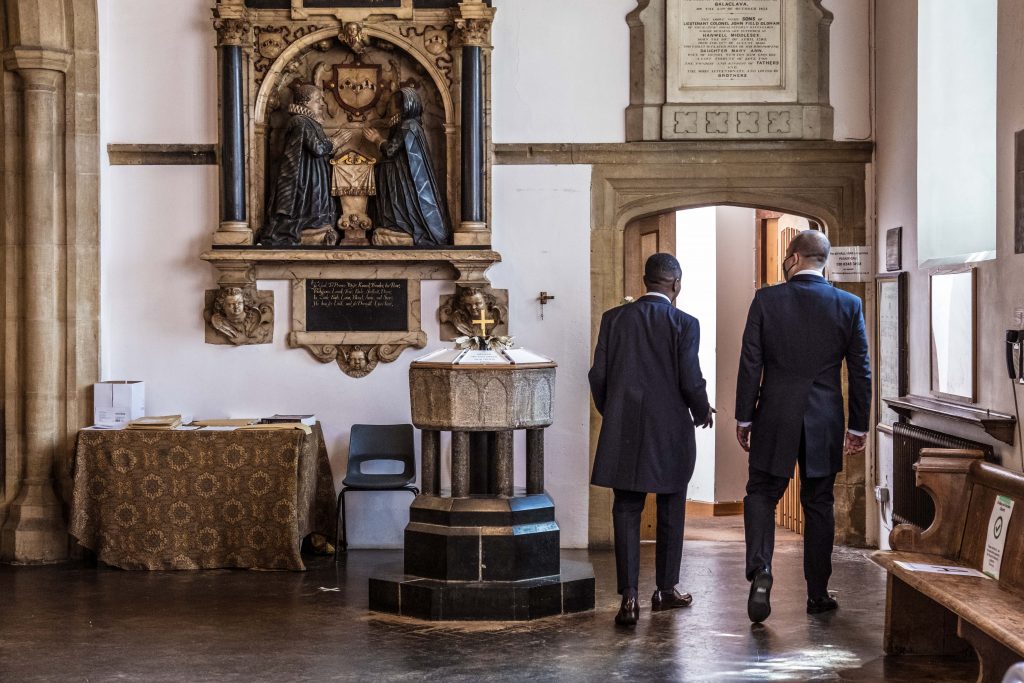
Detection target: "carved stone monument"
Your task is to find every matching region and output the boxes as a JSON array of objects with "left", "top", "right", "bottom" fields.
[
  {"left": 202, "top": 1, "right": 503, "bottom": 370},
  {"left": 627, "top": 0, "right": 834, "bottom": 140},
  {"left": 369, "top": 352, "right": 595, "bottom": 620}
]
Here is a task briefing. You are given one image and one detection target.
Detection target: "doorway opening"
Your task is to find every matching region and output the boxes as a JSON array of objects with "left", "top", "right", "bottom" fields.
[{"left": 624, "top": 206, "right": 823, "bottom": 541}]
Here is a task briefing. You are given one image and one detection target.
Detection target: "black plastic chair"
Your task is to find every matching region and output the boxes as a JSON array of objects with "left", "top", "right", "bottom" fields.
[{"left": 335, "top": 424, "right": 418, "bottom": 559}]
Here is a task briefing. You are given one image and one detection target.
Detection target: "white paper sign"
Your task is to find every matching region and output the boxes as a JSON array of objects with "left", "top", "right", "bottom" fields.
[
  {"left": 895, "top": 561, "right": 988, "bottom": 578},
  {"left": 827, "top": 246, "right": 872, "bottom": 282},
  {"left": 456, "top": 350, "right": 510, "bottom": 365},
  {"left": 983, "top": 495, "right": 1014, "bottom": 579}
]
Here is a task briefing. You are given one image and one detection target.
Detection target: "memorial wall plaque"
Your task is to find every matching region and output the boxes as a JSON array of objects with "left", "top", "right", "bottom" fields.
[
  {"left": 244, "top": 0, "right": 488, "bottom": 7},
  {"left": 306, "top": 279, "right": 408, "bottom": 332},
  {"left": 876, "top": 274, "right": 908, "bottom": 428},
  {"left": 679, "top": 0, "right": 783, "bottom": 89}
]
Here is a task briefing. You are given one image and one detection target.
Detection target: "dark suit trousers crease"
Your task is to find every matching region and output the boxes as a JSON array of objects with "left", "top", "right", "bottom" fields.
[
  {"left": 743, "top": 449, "right": 836, "bottom": 598},
  {"left": 612, "top": 489, "right": 686, "bottom": 594}
]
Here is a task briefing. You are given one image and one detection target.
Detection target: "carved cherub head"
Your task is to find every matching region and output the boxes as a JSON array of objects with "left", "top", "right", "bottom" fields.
[
  {"left": 349, "top": 348, "right": 368, "bottom": 370},
  {"left": 341, "top": 22, "right": 367, "bottom": 55},
  {"left": 458, "top": 287, "right": 493, "bottom": 320},
  {"left": 215, "top": 287, "right": 252, "bottom": 325}
]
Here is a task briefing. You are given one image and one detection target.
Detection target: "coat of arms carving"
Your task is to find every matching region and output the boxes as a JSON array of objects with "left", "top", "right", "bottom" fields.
[{"left": 324, "top": 63, "right": 382, "bottom": 116}]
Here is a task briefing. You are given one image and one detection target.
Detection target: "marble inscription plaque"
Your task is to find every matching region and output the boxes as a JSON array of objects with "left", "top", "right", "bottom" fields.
[
  {"left": 679, "top": 0, "right": 783, "bottom": 89},
  {"left": 306, "top": 279, "right": 408, "bottom": 332}
]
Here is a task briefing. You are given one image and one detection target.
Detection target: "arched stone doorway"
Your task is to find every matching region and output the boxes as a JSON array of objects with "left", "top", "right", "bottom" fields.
[{"left": 585, "top": 141, "right": 873, "bottom": 549}]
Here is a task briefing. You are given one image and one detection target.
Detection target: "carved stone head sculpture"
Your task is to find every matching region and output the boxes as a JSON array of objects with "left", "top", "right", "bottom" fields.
[
  {"left": 439, "top": 285, "right": 507, "bottom": 339},
  {"left": 208, "top": 286, "right": 273, "bottom": 345},
  {"left": 292, "top": 83, "right": 326, "bottom": 122}
]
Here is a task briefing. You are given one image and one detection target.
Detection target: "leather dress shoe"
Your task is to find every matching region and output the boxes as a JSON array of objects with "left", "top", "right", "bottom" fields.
[
  {"left": 807, "top": 595, "right": 839, "bottom": 614},
  {"left": 747, "top": 568, "right": 773, "bottom": 624},
  {"left": 651, "top": 588, "right": 693, "bottom": 611},
  {"left": 615, "top": 590, "right": 640, "bottom": 626}
]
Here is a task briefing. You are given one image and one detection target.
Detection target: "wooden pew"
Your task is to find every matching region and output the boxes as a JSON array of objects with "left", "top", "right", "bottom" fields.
[{"left": 871, "top": 448, "right": 1024, "bottom": 682}]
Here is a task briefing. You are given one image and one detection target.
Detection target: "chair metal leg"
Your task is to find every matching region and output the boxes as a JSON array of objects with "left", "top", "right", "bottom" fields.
[
  {"left": 334, "top": 488, "right": 348, "bottom": 562},
  {"left": 340, "top": 489, "right": 348, "bottom": 552},
  {"left": 334, "top": 486, "right": 418, "bottom": 562},
  {"left": 334, "top": 489, "right": 342, "bottom": 562}
]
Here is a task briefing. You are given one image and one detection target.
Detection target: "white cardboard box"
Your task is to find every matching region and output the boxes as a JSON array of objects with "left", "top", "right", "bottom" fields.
[{"left": 93, "top": 381, "right": 145, "bottom": 426}]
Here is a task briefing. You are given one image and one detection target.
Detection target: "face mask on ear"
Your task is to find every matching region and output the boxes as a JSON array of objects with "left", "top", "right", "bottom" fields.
[{"left": 782, "top": 254, "right": 797, "bottom": 282}]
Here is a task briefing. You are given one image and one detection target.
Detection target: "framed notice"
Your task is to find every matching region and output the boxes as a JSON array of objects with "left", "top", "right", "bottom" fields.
[{"left": 876, "top": 273, "right": 908, "bottom": 427}]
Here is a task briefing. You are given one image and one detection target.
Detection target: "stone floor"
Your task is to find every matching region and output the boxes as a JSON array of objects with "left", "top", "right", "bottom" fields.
[{"left": 0, "top": 518, "right": 977, "bottom": 682}]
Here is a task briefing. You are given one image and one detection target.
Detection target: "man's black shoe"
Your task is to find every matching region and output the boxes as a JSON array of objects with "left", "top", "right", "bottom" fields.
[
  {"left": 747, "top": 568, "right": 773, "bottom": 623},
  {"left": 651, "top": 588, "right": 693, "bottom": 611},
  {"left": 807, "top": 595, "right": 839, "bottom": 614},
  {"left": 615, "top": 590, "right": 639, "bottom": 626}
]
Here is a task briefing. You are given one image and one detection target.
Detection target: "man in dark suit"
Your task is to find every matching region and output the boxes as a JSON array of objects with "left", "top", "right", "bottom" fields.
[
  {"left": 735, "top": 230, "right": 870, "bottom": 623},
  {"left": 590, "top": 253, "right": 714, "bottom": 627}
]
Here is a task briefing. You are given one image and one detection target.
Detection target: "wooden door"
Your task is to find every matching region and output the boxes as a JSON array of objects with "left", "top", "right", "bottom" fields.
[
  {"left": 623, "top": 212, "right": 676, "bottom": 541},
  {"left": 755, "top": 211, "right": 805, "bottom": 536}
]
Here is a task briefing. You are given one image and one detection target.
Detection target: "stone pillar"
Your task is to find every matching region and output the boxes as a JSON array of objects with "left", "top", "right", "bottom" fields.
[
  {"left": 212, "top": 12, "right": 252, "bottom": 246},
  {"left": 453, "top": 3, "right": 494, "bottom": 247},
  {"left": 1, "top": 49, "right": 74, "bottom": 563}
]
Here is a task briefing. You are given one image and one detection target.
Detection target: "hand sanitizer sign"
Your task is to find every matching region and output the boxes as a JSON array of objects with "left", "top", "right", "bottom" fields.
[{"left": 983, "top": 495, "right": 1014, "bottom": 579}]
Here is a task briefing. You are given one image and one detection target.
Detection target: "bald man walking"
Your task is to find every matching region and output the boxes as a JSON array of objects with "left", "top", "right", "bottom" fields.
[{"left": 735, "top": 231, "right": 871, "bottom": 623}]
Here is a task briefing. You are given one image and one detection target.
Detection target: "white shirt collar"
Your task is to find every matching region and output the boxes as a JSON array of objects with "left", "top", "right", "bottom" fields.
[
  {"left": 643, "top": 292, "right": 673, "bottom": 303},
  {"left": 791, "top": 266, "right": 826, "bottom": 278}
]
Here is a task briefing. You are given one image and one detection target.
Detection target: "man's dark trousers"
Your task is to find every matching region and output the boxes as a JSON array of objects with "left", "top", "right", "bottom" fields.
[
  {"left": 612, "top": 489, "right": 686, "bottom": 594},
  {"left": 743, "top": 444, "right": 836, "bottom": 598}
]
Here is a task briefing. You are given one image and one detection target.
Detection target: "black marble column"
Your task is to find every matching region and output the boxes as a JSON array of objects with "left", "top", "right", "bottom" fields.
[
  {"left": 526, "top": 429, "right": 545, "bottom": 495},
  {"left": 460, "top": 45, "right": 483, "bottom": 225},
  {"left": 220, "top": 44, "right": 246, "bottom": 227},
  {"left": 493, "top": 431, "right": 514, "bottom": 497},
  {"left": 421, "top": 430, "right": 441, "bottom": 496},
  {"left": 451, "top": 431, "right": 470, "bottom": 498}
]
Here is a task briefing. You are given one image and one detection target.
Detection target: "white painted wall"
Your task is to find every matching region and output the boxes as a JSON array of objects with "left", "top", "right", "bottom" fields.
[
  {"left": 97, "top": 0, "right": 874, "bottom": 547},
  {"left": 491, "top": 0, "right": 634, "bottom": 143},
  {"left": 874, "top": 0, "right": 1024, "bottom": 541},
  {"left": 825, "top": 0, "right": 872, "bottom": 141},
  {"left": 675, "top": 206, "right": 756, "bottom": 504},
  {"left": 714, "top": 206, "right": 757, "bottom": 503},
  {"left": 677, "top": 207, "right": 718, "bottom": 503}
]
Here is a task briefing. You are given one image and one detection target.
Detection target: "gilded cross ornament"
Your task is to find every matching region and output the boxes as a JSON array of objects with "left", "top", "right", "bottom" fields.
[{"left": 472, "top": 311, "right": 495, "bottom": 337}]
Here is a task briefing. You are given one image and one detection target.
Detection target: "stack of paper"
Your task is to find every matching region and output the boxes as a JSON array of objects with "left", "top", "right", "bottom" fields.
[
  {"left": 192, "top": 418, "right": 260, "bottom": 427},
  {"left": 125, "top": 415, "right": 182, "bottom": 430},
  {"left": 238, "top": 422, "right": 312, "bottom": 435},
  {"left": 260, "top": 414, "right": 316, "bottom": 426},
  {"left": 503, "top": 348, "right": 554, "bottom": 365},
  {"left": 414, "top": 348, "right": 467, "bottom": 364}
]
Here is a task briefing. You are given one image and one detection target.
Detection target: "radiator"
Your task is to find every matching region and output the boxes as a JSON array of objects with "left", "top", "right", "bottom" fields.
[{"left": 891, "top": 422, "right": 993, "bottom": 529}]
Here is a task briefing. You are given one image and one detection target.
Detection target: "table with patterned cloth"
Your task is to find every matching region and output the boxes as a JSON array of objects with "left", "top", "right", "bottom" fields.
[{"left": 70, "top": 425, "right": 337, "bottom": 571}]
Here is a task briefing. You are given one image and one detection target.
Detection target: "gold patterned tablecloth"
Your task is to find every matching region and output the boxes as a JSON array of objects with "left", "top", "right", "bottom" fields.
[{"left": 70, "top": 425, "right": 337, "bottom": 571}]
